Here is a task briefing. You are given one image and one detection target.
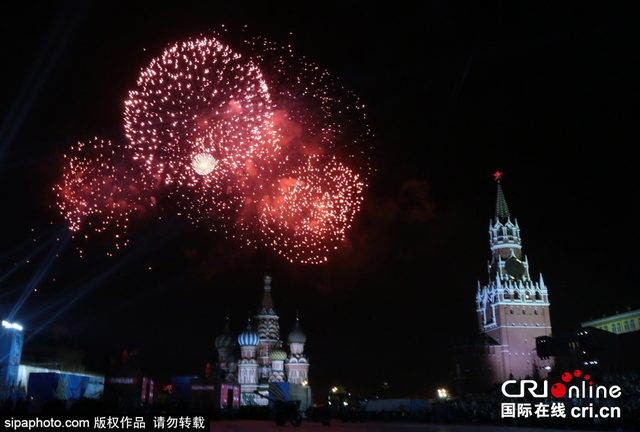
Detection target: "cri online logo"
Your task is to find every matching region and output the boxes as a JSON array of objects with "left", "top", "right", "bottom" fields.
[
  {"left": 551, "top": 369, "right": 591, "bottom": 398},
  {"left": 502, "top": 369, "right": 621, "bottom": 399}
]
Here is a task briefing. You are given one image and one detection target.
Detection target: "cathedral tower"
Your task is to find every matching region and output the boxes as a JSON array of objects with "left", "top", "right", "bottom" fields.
[
  {"left": 269, "top": 341, "right": 287, "bottom": 383},
  {"left": 237, "top": 321, "right": 260, "bottom": 405},
  {"left": 255, "top": 273, "right": 280, "bottom": 381},
  {"left": 215, "top": 317, "right": 237, "bottom": 381},
  {"left": 476, "top": 172, "right": 553, "bottom": 384},
  {"left": 285, "top": 316, "right": 309, "bottom": 385}
]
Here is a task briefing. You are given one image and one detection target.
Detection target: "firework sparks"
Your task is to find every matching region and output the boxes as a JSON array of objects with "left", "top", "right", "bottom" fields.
[
  {"left": 54, "top": 138, "right": 150, "bottom": 252},
  {"left": 191, "top": 152, "right": 218, "bottom": 175},
  {"left": 258, "top": 155, "right": 364, "bottom": 264},
  {"left": 245, "top": 36, "right": 371, "bottom": 262},
  {"left": 245, "top": 36, "right": 372, "bottom": 176},
  {"left": 57, "top": 34, "right": 371, "bottom": 264},
  {"left": 123, "top": 37, "right": 279, "bottom": 224}
]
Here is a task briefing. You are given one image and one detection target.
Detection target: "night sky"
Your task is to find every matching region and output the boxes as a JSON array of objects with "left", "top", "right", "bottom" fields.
[{"left": 1, "top": 2, "right": 638, "bottom": 399}]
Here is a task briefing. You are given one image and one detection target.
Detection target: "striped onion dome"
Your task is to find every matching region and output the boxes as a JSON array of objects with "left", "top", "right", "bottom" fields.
[
  {"left": 287, "top": 319, "right": 307, "bottom": 344},
  {"left": 270, "top": 341, "right": 287, "bottom": 361},
  {"left": 238, "top": 322, "right": 259, "bottom": 346},
  {"left": 215, "top": 320, "right": 236, "bottom": 349}
]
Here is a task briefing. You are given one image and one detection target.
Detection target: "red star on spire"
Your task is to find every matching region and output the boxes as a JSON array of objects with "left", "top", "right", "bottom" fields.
[{"left": 492, "top": 171, "right": 503, "bottom": 181}]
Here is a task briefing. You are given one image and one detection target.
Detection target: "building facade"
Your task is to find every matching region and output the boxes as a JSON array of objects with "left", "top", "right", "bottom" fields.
[
  {"left": 214, "top": 274, "right": 310, "bottom": 406},
  {"left": 581, "top": 309, "right": 640, "bottom": 335},
  {"left": 475, "top": 174, "right": 553, "bottom": 385}
]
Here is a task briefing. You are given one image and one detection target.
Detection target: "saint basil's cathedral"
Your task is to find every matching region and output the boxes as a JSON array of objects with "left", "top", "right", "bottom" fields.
[{"left": 214, "top": 274, "right": 310, "bottom": 406}]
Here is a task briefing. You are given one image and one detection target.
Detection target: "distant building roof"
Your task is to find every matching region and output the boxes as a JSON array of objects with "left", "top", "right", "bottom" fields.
[{"left": 581, "top": 309, "right": 640, "bottom": 335}]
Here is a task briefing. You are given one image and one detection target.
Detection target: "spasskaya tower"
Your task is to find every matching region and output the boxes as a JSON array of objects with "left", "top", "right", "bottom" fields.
[{"left": 475, "top": 172, "right": 553, "bottom": 384}]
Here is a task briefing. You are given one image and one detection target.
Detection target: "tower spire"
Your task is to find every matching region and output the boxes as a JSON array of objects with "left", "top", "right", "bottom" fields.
[
  {"left": 259, "top": 271, "right": 275, "bottom": 315},
  {"left": 473, "top": 173, "right": 553, "bottom": 389},
  {"left": 493, "top": 171, "right": 510, "bottom": 221}
]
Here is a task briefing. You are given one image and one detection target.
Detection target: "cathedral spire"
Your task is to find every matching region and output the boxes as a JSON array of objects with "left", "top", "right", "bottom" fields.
[
  {"left": 493, "top": 171, "right": 510, "bottom": 221},
  {"left": 259, "top": 271, "right": 275, "bottom": 315}
]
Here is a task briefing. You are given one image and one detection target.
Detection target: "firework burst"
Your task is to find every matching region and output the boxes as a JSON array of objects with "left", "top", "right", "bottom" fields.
[
  {"left": 244, "top": 36, "right": 371, "bottom": 262},
  {"left": 244, "top": 36, "right": 372, "bottom": 176},
  {"left": 124, "top": 37, "right": 279, "bottom": 224},
  {"left": 191, "top": 152, "right": 218, "bottom": 176},
  {"left": 57, "top": 34, "right": 371, "bottom": 264},
  {"left": 54, "top": 138, "right": 150, "bottom": 252},
  {"left": 258, "top": 155, "right": 365, "bottom": 264}
]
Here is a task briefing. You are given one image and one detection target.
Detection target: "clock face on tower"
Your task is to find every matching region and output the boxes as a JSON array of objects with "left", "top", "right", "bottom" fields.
[{"left": 505, "top": 258, "right": 525, "bottom": 280}]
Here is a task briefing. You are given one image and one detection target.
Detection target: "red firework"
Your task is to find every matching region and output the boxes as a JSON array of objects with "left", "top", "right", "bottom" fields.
[
  {"left": 54, "top": 138, "right": 150, "bottom": 252},
  {"left": 123, "top": 37, "right": 279, "bottom": 224},
  {"left": 57, "top": 34, "right": 371, "bottom": 264},
  {"left": 257, "top": 155, "right": 364, "bottom": 264}
]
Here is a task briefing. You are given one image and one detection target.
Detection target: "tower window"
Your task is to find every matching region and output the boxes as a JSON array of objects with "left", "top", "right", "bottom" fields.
[{"left": 522, "top": 308, "right": 526, "bottom": 315}]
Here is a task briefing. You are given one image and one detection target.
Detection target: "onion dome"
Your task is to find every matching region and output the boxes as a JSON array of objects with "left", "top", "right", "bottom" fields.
[
  {"left": 270, "top": 341, "right": 287, "bottom": 361},
  {"left": 287, "top": 318, "right": 307, "bottom": 344},
  {"left": 215, "top": 319, "right": 236, "bottom": 349},
  {"left": 238, "top": 322, "right": 259, "bottom": 346}
]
